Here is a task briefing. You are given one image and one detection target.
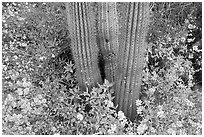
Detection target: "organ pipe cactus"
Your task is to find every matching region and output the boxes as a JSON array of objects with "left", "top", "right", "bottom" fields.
[
  {"left": 65, "top": 2, "right": 102, "bottom": 91},
  {"left": 115, "top": 2, "right": 150, "bottom": 121},
  {"left": 65, "top": 2, "right": 150, "bottom": 121}
]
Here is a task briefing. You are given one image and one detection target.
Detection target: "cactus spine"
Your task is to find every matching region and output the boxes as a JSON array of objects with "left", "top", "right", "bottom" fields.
[
  {"left": 66, "top": 2, "right": 102, "bottom": 90},
  {"left": 96, "top": 2, "right": 119, "bottom": 82},
  {"left": 115, "top": 2, "right": 150, "bottom": 121}
]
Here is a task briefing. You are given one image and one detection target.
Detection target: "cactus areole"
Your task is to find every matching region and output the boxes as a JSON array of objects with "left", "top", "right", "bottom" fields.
[{"left": 66, "top": 2, "right": 150, "bottom": 121}]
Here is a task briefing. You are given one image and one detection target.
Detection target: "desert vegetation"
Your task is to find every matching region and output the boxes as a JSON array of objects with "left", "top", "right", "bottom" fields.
[{"left": 2, "top": 2, "right": 202, "bottom": 135}]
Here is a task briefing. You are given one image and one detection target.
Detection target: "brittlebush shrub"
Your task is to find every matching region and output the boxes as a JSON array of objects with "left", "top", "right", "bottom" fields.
[
  {"left": 136, "top": 12, "right": 202, "bottom": 135},
  {"left": 138, "top": 37, "right": 202, "bottom": 135},
  {"left": 2, "top": 72, "right": 133, "bottom": 135}
]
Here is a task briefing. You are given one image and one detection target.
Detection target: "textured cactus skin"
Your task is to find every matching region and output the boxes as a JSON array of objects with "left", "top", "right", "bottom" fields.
[
  {"left": 96, "top": 2, "right": 119, "bottom": 83},
  {"left": 66, "top": 2, "right": 102, "bottom": 91},
  {"left": 114, "top": 2, "right": 150, "bottom": 121},
  {"left": 66, "top": 2, "right": 150, "bottom": 121}
]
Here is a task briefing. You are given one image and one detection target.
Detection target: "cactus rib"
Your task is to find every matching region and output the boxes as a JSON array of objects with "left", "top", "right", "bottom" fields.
[
  {"left": 114, "top": 2, "right": 150, "bottom": 121},
  {"left": 66, "top": 2, "right": 102, "bottom": 90}
]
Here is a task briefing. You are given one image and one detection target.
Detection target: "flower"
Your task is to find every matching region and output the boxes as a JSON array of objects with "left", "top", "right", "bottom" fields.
[
  {"left": 41, "top": 99, "right": 46, "bottom": 104},
  {"left": 107, "top": 129, "right": 113, "bottom": 134},
  {"left": 111, "top": 124, "right": 117, "bottom": 132},
  {"left": 188, "top": 53, "right": 194, "bottom": 59},
  {"left": 185, "top": 99, "right": 194, "bottom": 107},
  {"left": 7, "top": 94, "right": 14, "bottom": 101},
  {"left": 171, "top": 123, "right": 176, "bottom": 128},
  {"left": 13, "top": 55, "right": 18, "bottom": 59},
  {"left": 137, "top": 124, "right": 148, "bottom": 135},
  {"left": 167, "top": 36, "right": 171, "bottom": 41},
  {"left": 171, "top": 108, "right": 176, "bottom": 114},
  {"left": 21, "top": 42, "right": 27, "bottom": 46},
  {"left": 33, "top": 97, "right": 40, "bottom": 104},
  {"left": 180, "top": 37, "right": 186, "bottom": 42},
  {"left": 39, "top": 56, "right": 45, "bottom": 60},
  {"left": 193, "top": 45, "right": 198, "bottom": 51},
  {"left": 173, "top": 97, "right": 180, "bottom": 102},
  {"left": 105, "top": 100, "right": 114, "bottom": 108},
  {"left": 16, "top": 80, "right": 22, "bottom": 86},
  {"left": 157, "top": 110, "right": 165, "bottom": 118},
  {"left": 52, "top": 127, "right": 56, "bottom": 132},
  {"left": 118, "top": 111, "right": 125, "bottom": 120},
  {"left": 120, "top": 119, "right": 127, "bottom": 127},
  {"left": 76, "top": 113, "right": 83, "bottom": 121},
  {"left": 54, "top": 133, "right": 60, "bottom": 135},
  {"left": 157, "top": 105, "right": 163, "bottom": 111},
  {"left": 103, "top": 79, "right": 113, "bottom": 88},
  {"left": 148, "top": 87, "right": 155, "bottom": 95},
  {"left": 37, "top": 94, "right": 43, "bottom": 100},
  {"left": 176, "top": 121, "right": 183, "bottom": 127},
  {"left": 188, "top": 81, "right": 193, "bottom": 87},
  {"left": 137, "top": 106, "right": 144, "bottom": 115},
  {"left": 2, "top": 64, "right": 7, "bottom": 71},
  {"left": 23, "top": 87, "right": 29, "bottom": 95},
  {"left": 167, "top": 128, "right": 176, "bottom": 135},
  {"left": 128, "top": 132, "right": 134, "bottom": 135},
  {"left": 179, "top": 129, "right": 187, "bottom": 135},
  {"left": 23, "top": 81, "right": 31, "bottom": 87},
  {"left": 22, "top": 77, "right": 27, "bottom": 82},
  {"left": 188, "top": 24, "right": 195, "bottom": 29},
  {"left": 189, "top": 74, "right": 193, "bottom": 80},
  {"left": 150, "top": 127, "right": 156, "bottom": 133},
  {"left": 136, "top": 99, "right": 142, "bottom": 106},
  {"left": 184, "top": 19, "right": 189, "bottom": 24},
  {"left": 16, "top": 88, "right": 23, "bottom": 96}
]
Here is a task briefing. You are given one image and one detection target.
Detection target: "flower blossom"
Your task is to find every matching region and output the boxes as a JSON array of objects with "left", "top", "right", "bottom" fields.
[
  {"left": 149, "top": 87, "right": 156, "bottom": 94},
  {"left": 136, "top": 99, "right": 142, "bottom": 106},
  {"left": 137, "top": 106, "right": 144, "bottom": 115},
  {"left": 185, "top": 99, "right": 194, "bottom": 107},
  {"left": 157, "top": 110, "right": 165, "bottom": 118},
  {"left": 176, "top": 121, "right": 183, "bottom": 127},
  {"left": 167, "top": 128, "right": 176, "bottom": 135},
  {"left": 104, "top": 100, "right": 114, "bottom": 108},
  {"left": 137, "top": 124, "right": 148, "bottom": 135},
  {"left": 108, "top": 124, "right": 117, "bottom": 134},
  {"left": 118, "top": 111, "right": 125, "bottom": 120},
  {"left": 77, "top": 113, "right": 83, "bottom": 121}
]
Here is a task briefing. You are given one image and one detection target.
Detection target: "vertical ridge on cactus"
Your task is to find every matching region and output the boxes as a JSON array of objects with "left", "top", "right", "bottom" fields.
[
  {"left": 66, "top": 2, "right": 102, "bottom": 91},
  {"left": 114, "top": 2, "right": 150, "bottom": 121},
  {"left": 96, "top": 2, "right": 119, "bottom": 82}
]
